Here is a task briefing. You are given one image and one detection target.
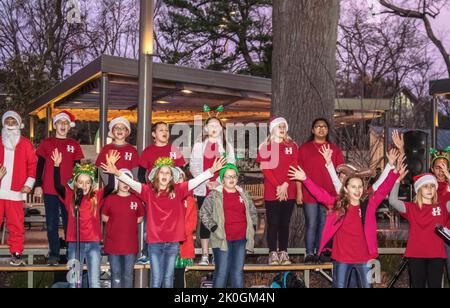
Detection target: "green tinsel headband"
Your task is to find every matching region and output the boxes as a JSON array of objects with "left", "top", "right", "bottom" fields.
[
  {"left": 204, "top": 104, "right": 224, "bottom": 119},
  {"left": 430, "top": 146, "right": 450, "bottom": 166},
  {"left": 68, "top": 163, "right": 97, "bottom": 190},
  {"left": 148, "top": 157, "right": 180, "bottom": 183}
]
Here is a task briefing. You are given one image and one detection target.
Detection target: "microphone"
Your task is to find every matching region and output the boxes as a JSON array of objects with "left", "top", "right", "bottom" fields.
[
  {"left": 75, "top": 188, "right": 83, "bottom": 209},
  {"left": 436, "top": 225, "right": 450, "bottom": 245}
]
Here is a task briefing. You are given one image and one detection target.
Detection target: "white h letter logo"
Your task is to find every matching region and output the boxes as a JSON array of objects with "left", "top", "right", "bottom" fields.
[
  {"left": 285, "top": 147, "right": 293, "bottom": 155},
  {"left": 170, "top": 152, "right": 177, "bottom": 160},
  {"left": 124, "top": 152, "right": 133, "bottom": 161},
  {"left": 67, "top": 145, "right": 74, "bottom": 153},
  {"left": 130, "top": 202, "right": 138, "bottom": 210},
  {"left": 432, "top": 207, "right": 442, "bottom": 217}
]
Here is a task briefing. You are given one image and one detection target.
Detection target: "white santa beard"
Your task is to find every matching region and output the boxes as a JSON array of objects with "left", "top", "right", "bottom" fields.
[{"left": 2, "top": 127, "right": 21, "bottom": 150}]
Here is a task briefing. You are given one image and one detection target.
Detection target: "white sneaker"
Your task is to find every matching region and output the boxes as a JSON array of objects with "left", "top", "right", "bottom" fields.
[{"left": 198, "top": 255, "right": 210, "bottom": 266}]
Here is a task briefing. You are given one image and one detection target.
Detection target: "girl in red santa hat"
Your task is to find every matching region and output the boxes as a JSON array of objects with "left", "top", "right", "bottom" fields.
[
  {"left": 0, "top": 111, "right": 37, "bottom": 266},
  {"left": 256, "top": 117, "right": 298, "bottom": 266},
  {"left": 96, "top": 116, "right": 139, "bottom": 186},
  {"left": 34, "top": 110, "right": 84, "bottom": 266},
  {"left": 389, "top": 171, "right": 450, "bottom": 288}
]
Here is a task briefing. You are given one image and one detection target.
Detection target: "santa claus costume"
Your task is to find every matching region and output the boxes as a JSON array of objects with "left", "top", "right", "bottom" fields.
[{"left": 0, "top": 111, "right": 37, "bottom": 266}]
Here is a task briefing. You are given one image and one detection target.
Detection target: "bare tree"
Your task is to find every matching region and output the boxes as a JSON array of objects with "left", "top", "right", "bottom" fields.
[
  {"left": 272, "top": 0, "right": 340, "bottom": 247},
  {"left": 379, "top": 0, "right": 450, "bottom": 77}
]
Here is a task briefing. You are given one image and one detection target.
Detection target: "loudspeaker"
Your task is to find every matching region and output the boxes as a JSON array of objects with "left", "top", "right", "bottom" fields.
[{"left": 403, "top": 130, "right": 429, "bottom": 183}]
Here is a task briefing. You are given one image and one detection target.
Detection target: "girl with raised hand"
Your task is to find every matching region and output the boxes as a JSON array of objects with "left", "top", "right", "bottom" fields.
[
  {"left": 389, "top": 165, "right": 450, "bottom": 288},
  {"left": 101, "top": 155, "right": 226, "bottom": 288},
  {"left": 288, "top": 159, "right": 403, "bottom": 288},
  {"left": 52, "top": 149, "right": 119, "bottom": 288}
]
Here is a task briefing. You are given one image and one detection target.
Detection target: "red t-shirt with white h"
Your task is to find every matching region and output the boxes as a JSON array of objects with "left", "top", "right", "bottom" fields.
[
  {"left": 256, "top": 141, "right": 298, "bottom": 201},
  {"left": 134, "top": 182, "right": 189, "bottom": 244},
  {"left": 139, "top": 144, "right": 186, "bottom": 171},
  {"left": 96, "top": 143, "right": 139, "bottom": 171},
  {"left": 401, "top": 202, "right": 449, "bottom": 259},
  {"left": 36, "top": 137, "right": 84, "bottom": 195},
  {"left": 223, "top": 190, "right": 247, "bottom": 241},
  {"left": 332, "top": 205, "right": 371, "bottom": 264},
  {"left": 62, "top": 188, "right": 105, "bottom": 242},
  {"left": 103, "top": 194, "right": 145, "bottom": 255}
]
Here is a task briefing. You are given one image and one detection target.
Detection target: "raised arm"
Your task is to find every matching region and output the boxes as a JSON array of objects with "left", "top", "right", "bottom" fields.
[
  {"left": 188, "top": 157, "right": 227, "bottom": 191},
  {"left": 289, "top": 166, "right": 336, "bottom": 208},
  {"left": 373, "top": 148, "right": 400, "bottom": 191},
  {"left": 388, "top": 182, "right": 406, "bottom": 213},
  {"left": 326, "top": 162, "right": 342, "bottom": 194},
  {"left": 51, "top": 150, "right": 65, "bottom": 200},
  {"left": 101, "top": 150, "right": 143, "bottom": 194}
]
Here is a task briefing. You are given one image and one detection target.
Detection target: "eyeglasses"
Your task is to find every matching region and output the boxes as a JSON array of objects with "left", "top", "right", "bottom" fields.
[
  {"left": 113, "top": 126, "right": 128, "bottom": 132},
  {"left": 223, "top": 175, "right": 238, "bottom": 180}
]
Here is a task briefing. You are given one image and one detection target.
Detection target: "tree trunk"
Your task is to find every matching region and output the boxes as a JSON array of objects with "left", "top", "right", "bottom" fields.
[{"left": 272, "top": 0, "right": 340, "bottom": 248}]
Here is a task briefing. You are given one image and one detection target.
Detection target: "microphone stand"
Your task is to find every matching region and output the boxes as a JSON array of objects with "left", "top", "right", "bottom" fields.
[{"left": 74, "top": 190, "right": 82, "bottom": 289}]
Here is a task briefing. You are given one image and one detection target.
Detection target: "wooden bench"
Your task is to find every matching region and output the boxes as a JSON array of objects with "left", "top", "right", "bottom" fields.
[{"left": 0, "top": 263, "right": 333, "bottom": 288}]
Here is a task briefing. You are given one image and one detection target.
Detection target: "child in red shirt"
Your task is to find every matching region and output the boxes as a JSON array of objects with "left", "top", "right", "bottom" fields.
[
  {"left": 96, "top": 117, "right": 139, "bottom": 185},
  {"left": 190, "top": 113, "right": 235, "bottom": 266},
  {"left": 289, "top": 158, "right": 402, "bottom": 288},
  {"left": 101, "top": 155, "right": 226, "bottom": 288},
  {"left": 102, "top": 169, "right": 145, "bottom": 288},
  {"left": 429, "top": 149, "right": 450, "bottom": 284},
  {"left": 389, "top": 172, "right": 450, "bottom": 288},
  {"left": 138, "top": 122, "right": 186, "bottom": 182},
  {"left": 174, "top": 168, "right": 197, "bottom": 288},
  {"left": 256, "top": 117, "right": 297, "bottom": 266},
  {"left": 52, "top": 149, "right": 117, "bottom": 288},
  {"left": 297, "top": 118, "right": 345, "bottom": 264},
  {"left": 34, "top": 110, "right": 84, "bottom": 265}
]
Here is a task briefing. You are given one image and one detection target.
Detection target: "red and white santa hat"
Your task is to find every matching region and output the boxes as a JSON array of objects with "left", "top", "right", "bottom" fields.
[
  {"left": 413, "top": 173, "right": 438, "bottom": 193},
  {"left": 269, "top": 116, "right": 289, "bottom": 133},
  {"left": 108, "top": 117, "right": 131, "bottom": 138},
  {"left": 2, "top": 111, "right": 24, "bottom": 129},
  {"left": 53, "top": 110, "right": 76, "bottom": 128}
]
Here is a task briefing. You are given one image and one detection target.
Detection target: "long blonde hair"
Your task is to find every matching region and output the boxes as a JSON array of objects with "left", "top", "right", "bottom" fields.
[{"left": 414, "top": 185, "right": 438, "bottom": 209}]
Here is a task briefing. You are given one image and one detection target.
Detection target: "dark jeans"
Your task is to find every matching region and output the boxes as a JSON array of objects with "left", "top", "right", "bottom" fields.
[
  {"left": 44, "top": 194, "right": 68, "bottom": 259},
  {"left": 265, "top": 200, "right": 295, "bottom": 252},
  {"left": 303, "top": 203, "right": 327, "bottom": 255},
  {"left": 196, "top": 196, "right": 210, "bottom": 240},
  {"left": 148, "top": 242, "right": 180, "bottom": 288},
  {"left": 212, "top": 239, "right": 247, "bottom": 288},
  {"left": 108, "top": 254, "right": 136, "bottom": 288},
  {"left": 333, "top": 262, "right": 372, "bottom": 288},
  {"left": 409, "top": 258, "right": 446, "bottom": 288},
  {"left": 446, "top": 243, "right": 450, "bottom": 284}
]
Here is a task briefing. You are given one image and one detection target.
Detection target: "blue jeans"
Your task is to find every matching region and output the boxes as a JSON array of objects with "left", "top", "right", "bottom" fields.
[
  {"left": 212, "top": 239, "right": 247, "bottom": 288},
  {"left": 446, "top": 243, "right": 450, "bottom": 284},
  {"left": 148, "top": 242, "right": 179, "bottom": 288},
  {"left": 303, "top": 203, "right": 327, "bottom": 255},
  {"left": 109, "top": 254, "right": 136, "bottom": 288},
  {"left": 68, "top": 242, "right": 101, "bottom": 288},
  {"left": 333, "top": 262, "right": 372, "bottom": 288},
  {"left": 44, "top": 194, "right": 68, "bottom": 259}
]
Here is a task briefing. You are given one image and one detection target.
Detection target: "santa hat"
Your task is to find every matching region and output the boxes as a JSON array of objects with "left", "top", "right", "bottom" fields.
[
  {"left": 115, "top": 168, "right": 134, "bottom": 191},
  {"left": 269, "top": 117, "right": 288, "bottom": 133},
  {"left": 413, "top": 173, "right": 438, "bottom": 193},
  {"left": 108, "top": 117, "right": 131, "bottom": 138},
  {"left": 2, "top": 111, "right": 24, "bottom": 129},
  {"left": 53, "top": 110, "right": 76, "bottom": 128}
]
